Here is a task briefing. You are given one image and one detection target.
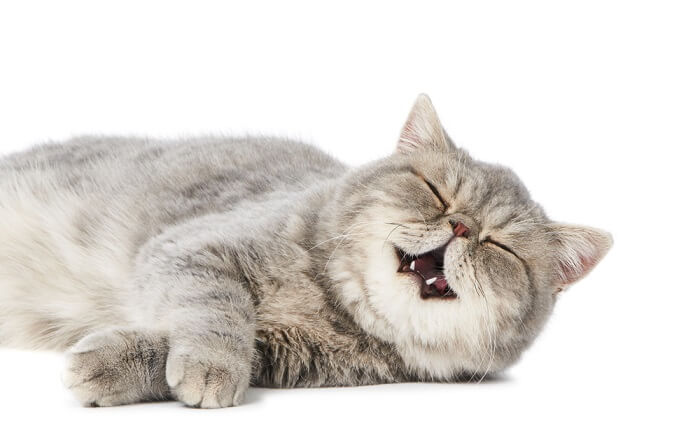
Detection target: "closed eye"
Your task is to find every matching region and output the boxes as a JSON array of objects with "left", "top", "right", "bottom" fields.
[
  {"left": 483, "top": 237, "right": 520, "bottom": 259},
  {"left": 423, "top": 179, "right": 449, "bottom": 211}
]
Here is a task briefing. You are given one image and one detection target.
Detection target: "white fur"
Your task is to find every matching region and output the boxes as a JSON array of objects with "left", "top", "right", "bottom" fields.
[
  {"left": 330, "top": 205, "right": 500, "bottom": 379},
  {"left": 0, "top": 173, "right": 131, "bottom": 349}
]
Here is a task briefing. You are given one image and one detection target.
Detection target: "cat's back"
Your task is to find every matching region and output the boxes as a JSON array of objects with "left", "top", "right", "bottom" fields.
[
  {"left": 1, "top": 135, "right": 345, "bottom": 194},
  {"left": 0, "top": 134, "right": 347, "bottom": 254}
]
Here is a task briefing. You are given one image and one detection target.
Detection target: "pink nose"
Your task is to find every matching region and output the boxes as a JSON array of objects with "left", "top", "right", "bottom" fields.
[{"left": 451, "top": 221, "right": 470, "bottom": 237}]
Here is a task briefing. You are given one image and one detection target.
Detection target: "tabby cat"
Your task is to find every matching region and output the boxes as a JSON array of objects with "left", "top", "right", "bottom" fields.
[{"left": 0, "top": 95, "right": 611, "bottom": 407}]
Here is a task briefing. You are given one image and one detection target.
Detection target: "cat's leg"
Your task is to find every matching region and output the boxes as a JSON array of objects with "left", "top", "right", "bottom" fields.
[
  {"left": 133, "top": 231, "right": 258, "bottom": 408},
  {"left": 64, "top": 329, "right": 170, "bottom": 406},
  {"left": 164, "top": 283, "right": 255, "bottom": 409}
]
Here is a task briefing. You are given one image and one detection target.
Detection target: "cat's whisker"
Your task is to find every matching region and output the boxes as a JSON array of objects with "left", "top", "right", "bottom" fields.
[
  {"left": 304, "top": 226, "right": 373, "bottom": 252},
  {"left": 384, "top": 222, "right": 409, "bottom": 230},
  {"left": 381, "top": 223, "right": 404, "bottom": 252},
  {"left": 476, "top": 293, "right": 497, "bottom": 384},
  {"left": 315, "top": 226, "right": 376, "bottom": 280},
  {"left": 466, "top": 265, "right": 491, "bottom": 382},
  {"left": 408, "top": 203, "right": 429, "bottom": 233}
]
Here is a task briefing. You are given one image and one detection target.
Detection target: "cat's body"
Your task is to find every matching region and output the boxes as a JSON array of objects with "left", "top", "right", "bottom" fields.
[
  {"left": 0, "top": 96, "right": 611, "bottom": 407},
  {"left": 0, "top": 136, "right": 405, "bottom": 384}
]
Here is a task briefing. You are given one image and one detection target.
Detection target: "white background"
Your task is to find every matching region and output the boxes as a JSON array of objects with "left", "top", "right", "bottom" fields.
[{"left": 0, "top": 1, "right": 698, "bottom": 433}]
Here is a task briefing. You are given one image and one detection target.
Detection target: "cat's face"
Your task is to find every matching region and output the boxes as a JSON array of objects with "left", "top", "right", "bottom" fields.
[{"left": 327, "top": 95, "right": 612, "bottom": 379}]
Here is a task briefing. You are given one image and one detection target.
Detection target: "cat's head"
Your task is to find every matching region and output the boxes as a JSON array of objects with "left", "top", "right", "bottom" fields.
[{"left": 325, "top": 94, "right": 612, "bottom": 379}]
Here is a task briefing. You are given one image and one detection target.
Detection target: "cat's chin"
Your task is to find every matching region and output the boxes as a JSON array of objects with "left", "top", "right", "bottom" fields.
[{"left": 394, "top": 245, "right": 457, "bottom": 300}]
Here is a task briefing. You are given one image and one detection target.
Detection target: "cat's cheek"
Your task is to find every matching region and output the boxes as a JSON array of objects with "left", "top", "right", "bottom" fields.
[
  {"left": 343, "top": 236, "right": 495, "bottom": 376},
  {"left": 472, "top": 251, "right": 532, "bottom": 317}
]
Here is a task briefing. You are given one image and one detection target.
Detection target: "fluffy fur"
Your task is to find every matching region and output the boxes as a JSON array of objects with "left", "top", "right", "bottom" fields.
[{"left": 0, "top": 95, "right": 611, "bottom": 407}]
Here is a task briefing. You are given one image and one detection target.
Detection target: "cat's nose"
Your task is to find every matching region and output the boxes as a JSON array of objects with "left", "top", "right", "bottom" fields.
[{"left": 450, "top": 220, "right": 470, "bottom": 237}]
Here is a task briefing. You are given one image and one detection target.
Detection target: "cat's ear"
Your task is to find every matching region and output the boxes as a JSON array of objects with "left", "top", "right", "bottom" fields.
[
  {"left": 549, "top": 223, "right": 613, "bottom": 290},
  {"left": 396, "top": 94, "right": 454, "bottom": 154}
]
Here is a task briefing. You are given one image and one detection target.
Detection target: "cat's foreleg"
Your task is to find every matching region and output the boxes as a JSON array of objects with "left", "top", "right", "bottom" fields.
[
  {"left": 64, "top": 225, "right": 258, "bottom": 408},
  {"left": 135, "top": 238, "right": 257, "bottom": 408},
  {"left": 164, "top": 280, "right": 256, "bottom": 408}
]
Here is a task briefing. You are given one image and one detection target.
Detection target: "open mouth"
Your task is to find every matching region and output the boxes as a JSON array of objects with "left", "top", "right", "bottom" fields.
[{"left": 395, "top": 244, "right": 457, "bottom": 300}]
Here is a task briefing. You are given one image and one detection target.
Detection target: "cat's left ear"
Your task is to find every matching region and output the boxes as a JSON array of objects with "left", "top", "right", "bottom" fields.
[
  {"left": 549, "top": 223, "right": 613, "bottom": 291},
  {"left": 396, "top": 94, "right": 455, "bottom": 154}
]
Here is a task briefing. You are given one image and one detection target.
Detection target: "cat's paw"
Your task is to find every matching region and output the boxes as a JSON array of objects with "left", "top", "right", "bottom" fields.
[
  {"left": 165, "top": 347, "right": 250, "bottom": 408},
  {"left": 63, "top": 329, "right": 169, "bottom": 407}
]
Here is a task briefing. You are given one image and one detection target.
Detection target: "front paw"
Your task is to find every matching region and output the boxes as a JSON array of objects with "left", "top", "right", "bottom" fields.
[
  {"left": 64, "top": 329, "right": 169, "bottom": 407},
  {"left": 166, "top": 347, "right": 251, "bottom": 408}
]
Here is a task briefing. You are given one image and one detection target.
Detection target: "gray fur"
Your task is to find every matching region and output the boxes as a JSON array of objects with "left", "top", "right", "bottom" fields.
[{"left": 0, "top": 95, "right": 611, "bottom": 407}]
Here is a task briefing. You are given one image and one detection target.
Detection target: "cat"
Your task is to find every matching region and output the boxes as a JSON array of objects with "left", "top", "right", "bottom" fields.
[{"left": 0, "top": 94, "right": 611, "bottom": 408}]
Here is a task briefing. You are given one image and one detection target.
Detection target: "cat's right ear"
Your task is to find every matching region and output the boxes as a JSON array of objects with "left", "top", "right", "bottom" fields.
[{"left": 396, "top": 94, "right": 455, "bottom": 154}]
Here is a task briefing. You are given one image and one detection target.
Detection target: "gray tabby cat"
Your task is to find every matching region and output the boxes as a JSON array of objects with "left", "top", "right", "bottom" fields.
[{"left": 0, "top": 95, "right": 611, "bottom": 408}]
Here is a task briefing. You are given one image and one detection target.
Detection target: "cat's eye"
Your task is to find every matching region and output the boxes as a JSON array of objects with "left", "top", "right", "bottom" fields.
[
  {"left": 423, "top": 179, "right": 449, "bottom": 211},
  {"left": 483, "top": 237, "right": 519, "bottom": 259}
]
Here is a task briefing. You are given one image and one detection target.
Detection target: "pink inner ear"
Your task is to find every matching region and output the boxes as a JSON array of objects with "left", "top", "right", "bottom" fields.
[
  {"left": 553, "top": 225, "right": 612, "bottom": 287},
  {"left": 398, "top": 122, "right": 422, "bottom": 149},
  {"left": 559, "top": 254, "right": 597, "bottom": 285}
]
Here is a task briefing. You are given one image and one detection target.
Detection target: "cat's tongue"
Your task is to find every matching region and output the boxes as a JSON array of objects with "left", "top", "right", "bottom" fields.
[{"left": 411, "top": 256, "right": 448, "bottom": 290}]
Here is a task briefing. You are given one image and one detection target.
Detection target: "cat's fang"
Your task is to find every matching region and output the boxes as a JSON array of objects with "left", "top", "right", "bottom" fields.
[{"left": 394, "top": 246, "right": 457, "bottom": 300}]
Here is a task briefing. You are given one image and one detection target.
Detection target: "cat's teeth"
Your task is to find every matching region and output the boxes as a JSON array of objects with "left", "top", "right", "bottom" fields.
[
  {"left": 410, "top": 261, "right": 415, "bottom": 271},
  {"left": 425, "top": 277, "right": 437, "bottom": 285}
]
